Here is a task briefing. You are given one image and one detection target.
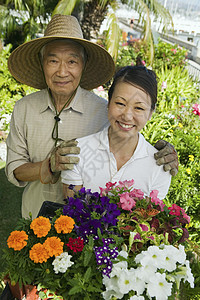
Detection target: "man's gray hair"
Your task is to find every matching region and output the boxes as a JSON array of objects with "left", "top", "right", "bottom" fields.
[{"left": 40, "top": 39, "right": 87, "bottom": 64}]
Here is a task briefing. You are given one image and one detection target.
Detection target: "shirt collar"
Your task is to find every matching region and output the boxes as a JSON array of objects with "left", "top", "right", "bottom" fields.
[
  {"left": 39, "top": 86, "right": 84, "bottom": 114},
  {"left": 98, "top": 128, "right": 148, "bottom": 159}
]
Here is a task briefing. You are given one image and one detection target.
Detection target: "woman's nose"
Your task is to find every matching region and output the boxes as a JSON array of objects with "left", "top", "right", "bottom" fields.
[{"left": 121, "top": 107, "right": 133, "bottom": 121}]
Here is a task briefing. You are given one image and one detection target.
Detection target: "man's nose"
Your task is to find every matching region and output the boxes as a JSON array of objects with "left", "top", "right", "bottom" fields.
[{"left": 57, "top": 62, "right": 69, "bottom": 76}]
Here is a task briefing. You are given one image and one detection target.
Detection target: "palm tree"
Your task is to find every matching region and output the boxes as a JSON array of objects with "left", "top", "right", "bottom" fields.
[
  {"left": 0, "top": 0, "right": 57, "bottom": 49},
  {"left": 52, "top": 0, "right": 173, "bottom": 63}
]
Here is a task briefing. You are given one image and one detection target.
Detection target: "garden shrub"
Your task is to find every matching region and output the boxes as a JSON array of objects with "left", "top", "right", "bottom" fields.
[{"left": 0, "top": 44, "right": 36, "bottom": 136}]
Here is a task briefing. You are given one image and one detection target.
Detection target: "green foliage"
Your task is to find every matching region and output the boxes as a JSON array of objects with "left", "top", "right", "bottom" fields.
[
  {"left": 0, "top": 45, "right": 36, "bottom": 135},
  {"left": 116, "top": 38, "right": 188, "bottom": 70}
]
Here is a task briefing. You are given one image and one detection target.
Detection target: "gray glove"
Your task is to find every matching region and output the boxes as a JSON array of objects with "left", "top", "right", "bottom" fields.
[
  {"left": 154, "top": 140, "right": 178, "bottom": 176},
  {"left": 50, "top": 139, "right": 80, "bottom": 172}
]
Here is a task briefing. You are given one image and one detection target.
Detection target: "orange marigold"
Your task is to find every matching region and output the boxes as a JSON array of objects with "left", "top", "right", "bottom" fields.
[
  {"left": 43, "top": 236, "right": 64, "bottom": 257},
  {"left": 29, "top": 243, "right": 50, "bottom": 263},
  {"left": 7, "top": 230, "right": 28, "bottom": 251},
  {"left": 30, "top": 216, "right": 51, "bottom": 238},
  {"left": 54, "top": 215, "right": 75, "bottom": 234}
]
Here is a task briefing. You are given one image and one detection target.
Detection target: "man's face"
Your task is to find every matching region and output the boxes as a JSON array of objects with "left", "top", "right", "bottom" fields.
[{"left": 43, "top": 40, "right": 84, "bottom": 100}]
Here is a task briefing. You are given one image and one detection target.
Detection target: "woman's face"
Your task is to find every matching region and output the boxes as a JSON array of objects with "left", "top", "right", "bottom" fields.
[{"left": 108, "top": 81, "right": 153, "bottom": 140}]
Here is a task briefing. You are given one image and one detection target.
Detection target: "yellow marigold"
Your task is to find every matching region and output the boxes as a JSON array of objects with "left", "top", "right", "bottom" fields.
[
  {"left": 43, "top": 236, "right": 64, "bottom": 257},
  {"left": 54, "top": 215, "right": 75, "bottom": 234},
  {"left": 29, "top": 243, "right": 50, "bottom": 263},
  {"left": 7, "top": 230, "right": 28, "bottom": 251},
  {"left": 30, "top": 216, "right": 51, "bottom": 238}
]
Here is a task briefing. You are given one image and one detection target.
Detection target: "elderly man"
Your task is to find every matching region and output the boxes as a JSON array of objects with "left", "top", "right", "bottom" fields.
[{"left": 6, "top": 14, "right": 178, "bottom": 219}]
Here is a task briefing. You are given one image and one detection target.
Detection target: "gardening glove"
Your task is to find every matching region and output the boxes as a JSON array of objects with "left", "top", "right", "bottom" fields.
[
  {"left": 50, "top": 139, "right": 80, "bottom": 172},
  {"left": 39, "top": 158, "right": 60, "bottom": 184},
  {"left": 154, "top": 140, "right": 179, "bottom": 177}
]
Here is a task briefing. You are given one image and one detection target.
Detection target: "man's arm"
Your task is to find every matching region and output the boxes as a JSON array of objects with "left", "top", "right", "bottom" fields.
[{"left": 14, "top": 162, "right": 41, "bottom": 182}]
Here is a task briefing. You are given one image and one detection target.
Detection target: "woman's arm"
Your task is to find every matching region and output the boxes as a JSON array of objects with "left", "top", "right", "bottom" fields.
[{"left": 63, "top": 183, "right": 83, "bottom": 198}]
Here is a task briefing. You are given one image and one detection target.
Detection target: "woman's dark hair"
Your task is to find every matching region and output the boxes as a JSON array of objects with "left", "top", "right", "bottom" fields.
[{"left": 108, "top": 61, "right": 157, "bottom": 110}]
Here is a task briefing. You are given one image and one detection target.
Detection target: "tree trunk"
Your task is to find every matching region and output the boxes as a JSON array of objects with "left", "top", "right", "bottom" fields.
[{"left": 80, "top": 0, "right": 109, "bottom": 41}]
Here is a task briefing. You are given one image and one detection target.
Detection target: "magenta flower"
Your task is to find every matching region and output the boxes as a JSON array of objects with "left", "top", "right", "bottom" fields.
[
  {"left": 168, "top": 204, "right": 182, "bottom": 216},
  {"left": 119, "top": 192, "right": 136, "bottom": 211},
  {"left": 192, "top": 103, "right": 200, "bottom": 117}
]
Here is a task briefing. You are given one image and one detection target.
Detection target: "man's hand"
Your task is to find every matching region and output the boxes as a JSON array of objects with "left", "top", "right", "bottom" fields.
[
  {"left": 154, "top": 140, "right": 178, "bottom": 176},
  {"left": 50, "top": 139, "right": 80, "bottom": 172}
]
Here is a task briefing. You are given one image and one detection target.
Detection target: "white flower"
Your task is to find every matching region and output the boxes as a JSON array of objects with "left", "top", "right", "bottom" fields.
[
  {"left": 129, "top": 268, "right": 146, "bottom": 295},
  {"left": 110, "top": 260, "right": 128, "bottom": 277},
  {"left": 129, "top": 296, "right": 145, "bottom": 300},
  {"left": 158, "top": 248, "right": 178, "bottom": 272},
  {"left": 163, "top": 244, "right": 186, "bottom": 265},
  {"left": 118, "top": 250, "right": 129, "bottom": 259},
  {"left": 135, "top": 264, "right": 157, "bottom": 282},
  {"left": 52, "top": 252, "right": 74, "bottom": 274},
  {"left": 117, "top": 269, "right": 135, "bottom": 294},
  {"left": 102, "top": 288, "right": 124, "bottom": 300},
  {"left": 135, "top": 246, "right": 165, "bottom": 268},
  {"left": 103, "top": 275, "right": 119, "bottom": 292},
  {"left": 182, "top": 260, "right": 194, "bottom": 288},
  {"left": 146, "top": 272, "right": 173, "bottom": 300}
]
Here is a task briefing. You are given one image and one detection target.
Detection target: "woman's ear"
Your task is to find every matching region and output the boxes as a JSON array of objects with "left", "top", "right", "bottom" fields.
[{"left": 148, "top": 110, "right": 153, "bottom": 120}]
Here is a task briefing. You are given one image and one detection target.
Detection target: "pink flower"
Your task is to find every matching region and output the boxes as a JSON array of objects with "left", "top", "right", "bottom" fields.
[
  {"left": 130, "top": 188, "right": 144, "bottom": 200},
  {"left": 168, "top": 204, "right": 182, "bottom": 216},
  {"left": 118, "top": 179, "right": 134, "bottom": 189},
  {"left": 150, "top": 190, "right": 165, "bottom": 211},
  {"left": 192, "top": 103, "right": 200, "bottom": 117},
  {"left": 161, "top": 81, "right": 167, "bottom": 92},
  {"left": 119, "top": 192, "right": 136, "bottom": 211},
  {"left": 97, "top": 85, "right": 104, "bottom": 91},
  {"left": 142, "top": 60, "right": 146, "bottom": 66},
  {"left": 171, "top": 48, "right": 177, "bottom": 54}
]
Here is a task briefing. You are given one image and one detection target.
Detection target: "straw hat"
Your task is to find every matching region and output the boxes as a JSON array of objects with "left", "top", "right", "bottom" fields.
[{"left": 8, "top": 14, "right": 115, "bottom": 90}]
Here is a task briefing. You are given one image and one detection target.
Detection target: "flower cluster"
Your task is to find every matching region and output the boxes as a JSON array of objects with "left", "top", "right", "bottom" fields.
[
  {"left": 3, "top": 180, "right": 195, "bottom": 300},
  {"left": 103, "top": 245, "right": 194, "bottom": 300},
  {"left": 192, "top": 103, "right": 200, "bottom": 117}
]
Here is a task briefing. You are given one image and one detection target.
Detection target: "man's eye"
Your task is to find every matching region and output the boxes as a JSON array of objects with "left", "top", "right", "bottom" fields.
[
  {"left": 135, "top": 107, "right": 144, "bottom": 110},
  {"left": 49, "top": 59, "right": 58, "bottom": 64},
  {"left": 69, "top": 60, "right": 77, "bottom": 64}
]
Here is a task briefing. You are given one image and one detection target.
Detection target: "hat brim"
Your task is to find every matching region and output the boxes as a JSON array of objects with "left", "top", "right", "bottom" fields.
[{"left": 8, "top": 36, "right": 115, "bottom": 90}]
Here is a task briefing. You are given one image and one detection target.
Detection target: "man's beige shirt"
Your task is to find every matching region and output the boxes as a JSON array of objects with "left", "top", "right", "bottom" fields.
[{"left": 6, "top": 87, "right": 109, "bottom": 218}]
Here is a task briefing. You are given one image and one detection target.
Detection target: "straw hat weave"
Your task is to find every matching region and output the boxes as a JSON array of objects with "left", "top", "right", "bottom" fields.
[{"left": 8, "top": 14, "right": 115, "bottom": 90}]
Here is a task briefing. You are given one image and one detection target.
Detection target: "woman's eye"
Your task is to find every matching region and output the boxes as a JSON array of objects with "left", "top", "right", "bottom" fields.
[
  {"left": 135, "top": 107, "right": 144, "bottom": 110},
  {"left": 116, "top": 102, "right": 125, "bottom": 106}
]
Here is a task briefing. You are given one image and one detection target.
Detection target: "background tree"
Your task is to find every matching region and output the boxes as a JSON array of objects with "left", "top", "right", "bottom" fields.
[
  {"left": 0, "top": 0, "right": 58, "bottom": 50},
  {"left": 0, "top": 0, "right": 173, "bottom": 62},
  {"left": 52, "top": 0, "right": 173, "bottom": 63}
]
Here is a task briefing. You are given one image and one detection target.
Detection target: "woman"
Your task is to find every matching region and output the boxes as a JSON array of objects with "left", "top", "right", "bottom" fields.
[{"left": 61, "top": 65, "right": 171, "bottom": 199}]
